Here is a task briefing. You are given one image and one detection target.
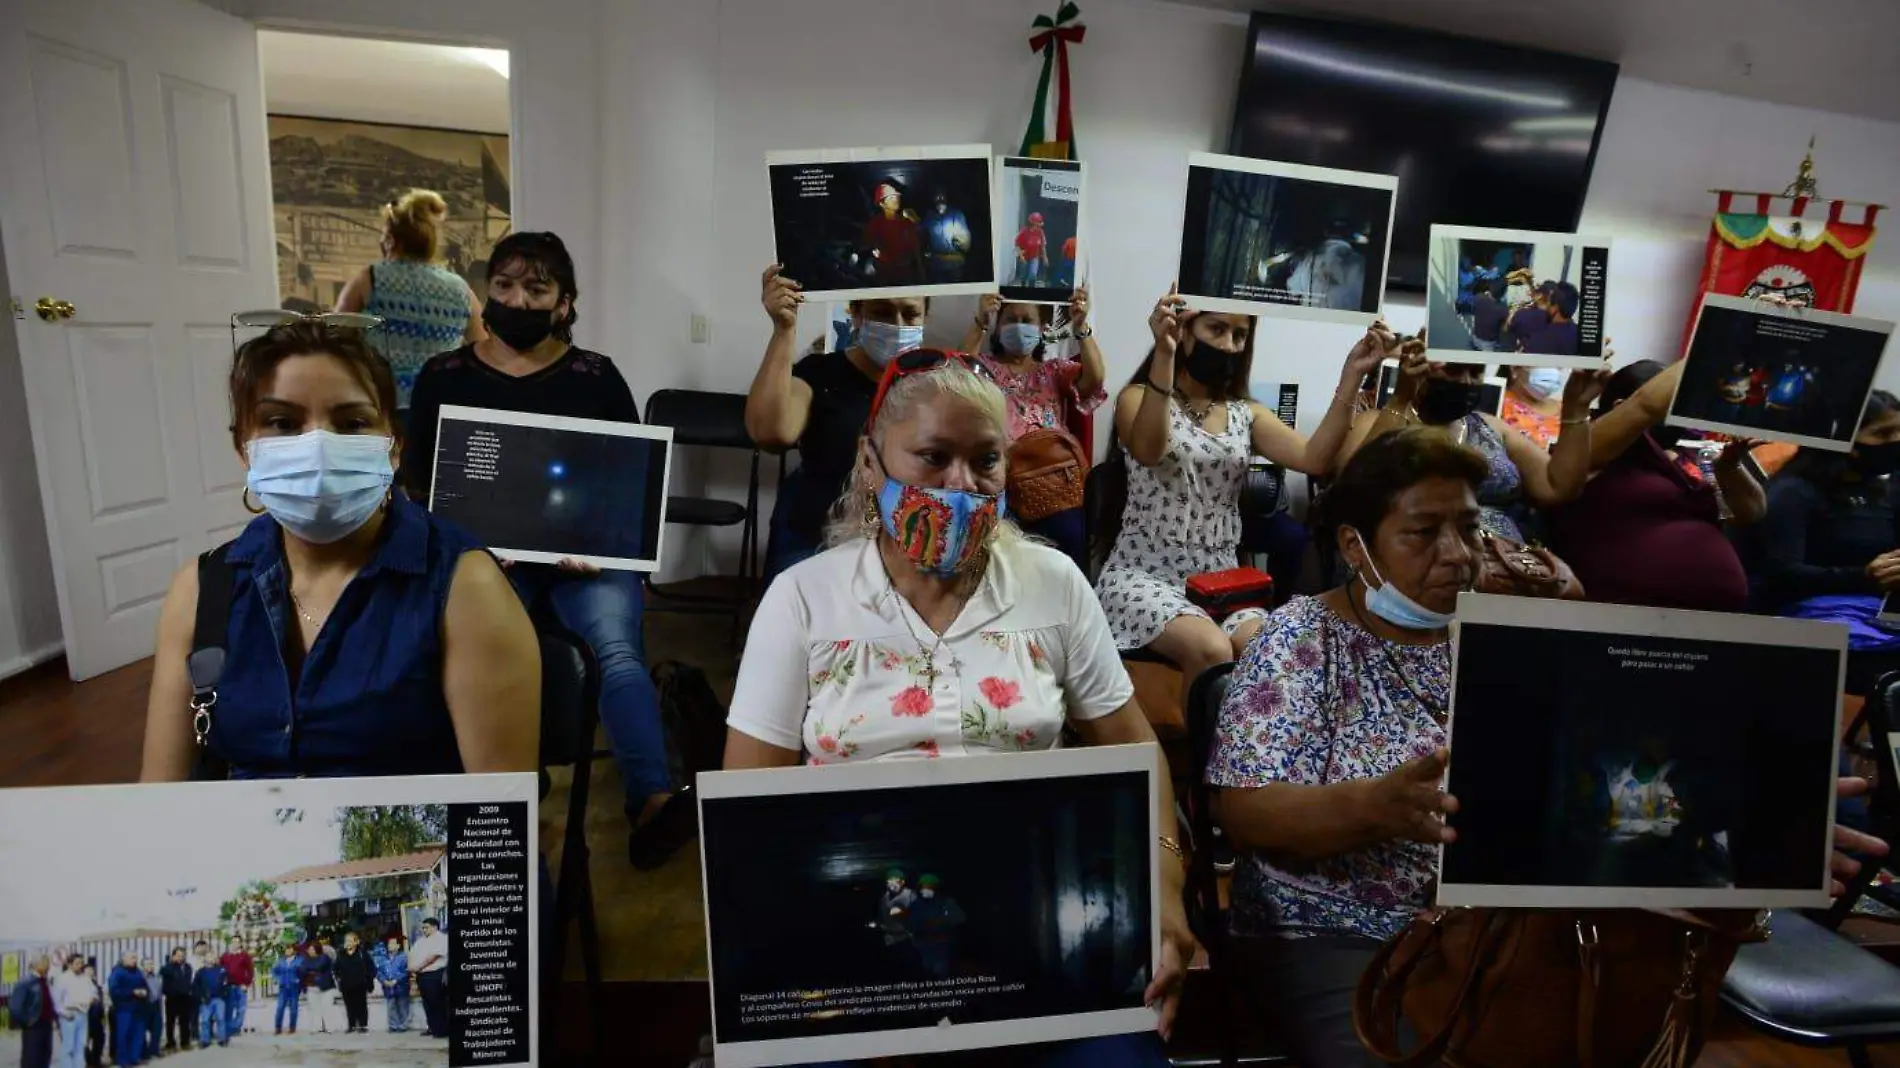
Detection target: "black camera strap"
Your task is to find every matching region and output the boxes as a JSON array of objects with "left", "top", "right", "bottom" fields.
[{"left": 187, "top": 545, "right": 237, "bottom": 781}]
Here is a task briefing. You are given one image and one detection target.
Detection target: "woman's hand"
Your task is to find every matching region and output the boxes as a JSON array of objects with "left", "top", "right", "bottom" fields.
[
  {"left": 555, "top": 558, "right": 602, "bottom": 578},
  {"left": 974, "top": 292, "right": 1002, "bottom": 330},
  {"left": 1561, "top": 367, "right": 1612, "bottom": 419},
  {"left": 1070, "top": 286, "right": 1091, "bottom": 331},
  {"left": 1148, "top": 284, "right": 1189, "bottom": 361},
  {"left": 1833, "top": 777, "right": 1890, "bottom": 896},
  {"left": 1867, "top": 551, "right": 1900, "bottom": 590},
  {"left": 1364, "top": 748, "right": 1459, "bottom": 844},
  {"left": 1340, "top": 320, "right": 1399, "bottom": 393},
  {"left": 761, "top": 265, "right": 802, "bottom": 333},
  {"left": 1389, "top": 344, "right": 1437, "bottom": 409},
  {"left": 1715, "top": 437, "right": 1760, "bottom": 469},
  {"left": 1143, "top": 899, "right": 1200, "bottom": 1041}
]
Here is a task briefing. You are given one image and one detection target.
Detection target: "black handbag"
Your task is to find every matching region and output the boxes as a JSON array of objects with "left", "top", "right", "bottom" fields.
[{"left": 187, "top": 545, "right": 238, "bottom": 781}]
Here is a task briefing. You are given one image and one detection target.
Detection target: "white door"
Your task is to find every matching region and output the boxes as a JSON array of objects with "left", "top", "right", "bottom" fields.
[{"left": 0, "top": 0, "right": 277, "bottom": 680}]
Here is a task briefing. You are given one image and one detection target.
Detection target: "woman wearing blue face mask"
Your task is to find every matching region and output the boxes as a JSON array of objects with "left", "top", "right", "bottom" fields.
[
  {"left": 139, "top": 321, "right": 540, "bottom": 781},
  {"left": 725, "top": 350, "right": 1195, "bottom": 1066},
  {"left": 750, "top": 264, "right": 930, "bottom": 581},
  {"left": 1204, "top": 426, "right": 1483, "bottom": 1068}
]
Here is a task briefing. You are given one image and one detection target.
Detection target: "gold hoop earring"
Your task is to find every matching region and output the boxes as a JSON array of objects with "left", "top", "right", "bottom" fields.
[{"left": 242, "top": 487, "right": 265, "bottom": 515}]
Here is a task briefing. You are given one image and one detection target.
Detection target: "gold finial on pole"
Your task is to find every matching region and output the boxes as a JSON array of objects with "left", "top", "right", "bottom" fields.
[{"left": 1781, "top": 136, "right": 1819, "bottom": 199}]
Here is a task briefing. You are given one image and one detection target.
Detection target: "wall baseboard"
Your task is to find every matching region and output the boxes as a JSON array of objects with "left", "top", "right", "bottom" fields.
[{"left": 0, "top": 641, "right": 63, "bottom": 682}]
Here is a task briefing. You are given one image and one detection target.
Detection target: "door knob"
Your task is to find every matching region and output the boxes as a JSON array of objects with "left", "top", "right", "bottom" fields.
[{"left": 34, "top": 297, "right": 75, "bottom": 322}]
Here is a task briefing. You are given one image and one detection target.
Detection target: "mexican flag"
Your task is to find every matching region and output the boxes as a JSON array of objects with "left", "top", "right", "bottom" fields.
[{"left": 1020, "top": 3, "right": 1085, "bottom": 161}]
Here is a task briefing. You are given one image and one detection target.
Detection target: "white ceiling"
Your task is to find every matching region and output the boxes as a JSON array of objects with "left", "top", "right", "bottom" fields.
[
  {"left": 1178, "top": 0, "right": 1900, "bottom": 125},
  {"left": 258, "top": 31, "right": 510, "bottom": 134}
]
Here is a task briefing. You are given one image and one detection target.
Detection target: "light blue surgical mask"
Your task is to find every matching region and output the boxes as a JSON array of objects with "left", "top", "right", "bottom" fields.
[
  {"left": 857, "top": 319, "right": 925, "bottom": 367},
  {"left": 1524, "top": 368, "right": 1565, "bottom": 401},
  {"left": 1353, "top": 530, "right": 1455, "bottom": 631},
  {"left": 246, "top": 430, "right": 394, "bottom": 544},
  {"left": 998, "top": 322, "right": 1042, "bottom": 357}
]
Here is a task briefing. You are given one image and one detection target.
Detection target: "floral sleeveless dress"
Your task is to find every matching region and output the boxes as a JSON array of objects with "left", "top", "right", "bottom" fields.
[{"left": 1096, "top": 400, "right": 1265, "bottom": 650}]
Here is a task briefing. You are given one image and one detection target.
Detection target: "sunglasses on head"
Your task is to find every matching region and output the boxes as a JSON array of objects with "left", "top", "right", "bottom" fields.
[
  {"left": 869, "top": 349, "right": 996, "bottom": 426},
  {"left": 229, "top": 310, "right": 385, "bottom": 354}
]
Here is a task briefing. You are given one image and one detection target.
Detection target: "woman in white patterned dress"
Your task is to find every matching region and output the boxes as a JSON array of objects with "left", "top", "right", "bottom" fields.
[{"left": 1096, "top": 286, "right": 1391, "bottom": 710}]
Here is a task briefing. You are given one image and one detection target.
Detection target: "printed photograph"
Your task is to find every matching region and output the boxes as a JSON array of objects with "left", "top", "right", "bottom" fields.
[
  {"left": 1668, "top": 295, "right": 1896, "bottom": 452},
  {"left": 1176, "top": 153, "right": 1395, "bottom": 324},
  {"left": 1441, "top": 595, "right": 1842, "bottom": 910},
  {"left": 428, "top": 406, "right": 672, "bottom": 571},
  {"left": 699, "top": 749, "right": 1156, "bottom": 1067},
  {"left": 767, "top": 147, "right": 996, "bottom": 302},
  {"left": 995, "top": 157, "right": 1084, "bottom": 304},
  {"left": 0, "top": 775, "right": 537, "bottom": 1068},
  {"left": 267, "top": 116, "right": 511, "bottom": 312},
  {"left": 1426, "top": 225, "right": 1611, "bottom": 368}
]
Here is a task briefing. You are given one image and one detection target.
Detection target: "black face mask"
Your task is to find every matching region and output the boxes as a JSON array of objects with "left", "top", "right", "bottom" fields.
[
  {"left": 483, "top": 298, "right": 557, "bottom": 352},
  {"left": 1415, "top": 380, "right": 1485, "bottom": 425},
  {"left": 1853, "top": 441, "right": 1900, "bottom": 477},
  {"left": 1183, "top": 342, "right": 1233, "bottom": 388}
]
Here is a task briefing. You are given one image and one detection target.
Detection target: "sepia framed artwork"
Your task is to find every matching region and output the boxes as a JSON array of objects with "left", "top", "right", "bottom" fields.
[{"left": 267, "top": 115, "right": 512, "bottom": 311}]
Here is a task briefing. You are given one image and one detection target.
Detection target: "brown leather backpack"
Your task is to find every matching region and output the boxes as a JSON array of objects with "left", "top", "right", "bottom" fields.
[
  {"left": 1354, "top": 907, "right": 1765, "bottom": 1068},
  {"left": 1007, "top": 427, "right": 1089, "bottom": 522}
]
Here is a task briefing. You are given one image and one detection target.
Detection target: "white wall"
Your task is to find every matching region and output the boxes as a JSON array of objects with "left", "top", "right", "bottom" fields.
[{"left": 0, "top": 235, "right": 64, "bottom": 678}]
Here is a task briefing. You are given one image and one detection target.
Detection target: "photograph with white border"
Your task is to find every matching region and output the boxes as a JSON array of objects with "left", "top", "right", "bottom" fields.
[
  {"left": 1175, "top": 152, "right": 1395, "bottom": 324},
  {"left": 994, "top": 157, "right": 1085, "bottom": 305},
  {"left": 767, "top": 145, "right": 997, "bottom": 302},
  {"left": 0, "top": 774, "right": 538, "bottom": 1068},
  {"left": 1425, "top": 224, "right": 1610, "bottom": 369},
  {"left": 426, "top": 405, "right": 672, "bottom": 572},
  {"left": 698, "top": 745, "right": 1160, "bottom": 1068},
  {"left": 1440, "top": 593, "right": 1842, "bottom": 910},
  {"left": 1667, "top": 294, "right": 1896, "bottom": 452}
]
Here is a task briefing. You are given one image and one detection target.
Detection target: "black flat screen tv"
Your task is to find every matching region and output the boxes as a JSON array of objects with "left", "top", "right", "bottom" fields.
[{"left": 1230, "top": 12, "right": 1619, "bottom": 293}]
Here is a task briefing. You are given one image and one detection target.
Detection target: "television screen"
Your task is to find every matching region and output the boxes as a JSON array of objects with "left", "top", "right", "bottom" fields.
[{"left": 1230, "top": 13, "right": 1618, "bottom": 293}]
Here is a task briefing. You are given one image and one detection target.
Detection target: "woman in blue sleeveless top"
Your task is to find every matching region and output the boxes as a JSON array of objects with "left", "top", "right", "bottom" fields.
[
  {"left": 335, "top": 189, "right": 485, "bottom": 411},
  {"left": 139, "top": 320, "right": 539, "bottom": 780}
]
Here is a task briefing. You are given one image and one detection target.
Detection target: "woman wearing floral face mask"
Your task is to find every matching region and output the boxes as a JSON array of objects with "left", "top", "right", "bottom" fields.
[
  {"left": 725, "top": 350, "right": 1197, "bottom": 1065},
  {"left": 140, "top": 321, "right": 540, "bottom": 780},
  {"left": 749, "top": 264, "right": 931, "bottom": 581}
]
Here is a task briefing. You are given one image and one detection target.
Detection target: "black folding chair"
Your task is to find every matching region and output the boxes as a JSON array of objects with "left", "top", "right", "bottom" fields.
[
  {"left": 535, "top": 624, "right": 607, "bottom": 1062},
  {"left": 1719, "top": 672, "right": 1900, "bottom": 1067}
]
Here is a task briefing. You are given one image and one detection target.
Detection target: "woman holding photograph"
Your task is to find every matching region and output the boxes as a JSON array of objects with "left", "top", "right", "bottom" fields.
[
  {"left": 1338, "top": 347, "right": 1608, "bottom": 542},
  {"left": 726, "top": 351, "right": 1192, "bottom": 1067},
  {"left": 963, "top": 291, "right": 1107, "bottom": 568},
  {"left": 399, "top": 231, "right": 692, "bottom": 868},
  {"left": 750, "top": 265, "right": 934, "bottom": 581},
  {"left": 138, "top": 318, "right": 540, "bottom": 783},
  {"left": 1094, "top": 287, "right": 1389, "bottom": 710}
]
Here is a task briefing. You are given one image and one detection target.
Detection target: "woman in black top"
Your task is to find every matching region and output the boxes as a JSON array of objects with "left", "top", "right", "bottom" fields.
[
  {"left": 1753, "top": 389, "right": 1900, "bottom": 694},
  {"left": 331, "top": 933, "right": 375, "bottom": 1034},
  {"left": 747, "top": 264, "right": 930, "bottom": 581},
  {"left": 404, "top": 233, "right": 690, "bottom": 869}
]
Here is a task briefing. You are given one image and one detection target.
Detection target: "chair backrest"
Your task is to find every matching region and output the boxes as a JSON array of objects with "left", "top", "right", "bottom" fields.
[
  {"left": 1083, "top": 455, "right": 1127, "bottom": 582},
  {"left": 1183, "top": 662, "right": 1238, "bottom": 949},
  {"left": 644, "top": 389, "right": 753, "bottom": 450},
  {"left": 1824, "top": 672, "right": 1900, "bottom": 926},
  {"left": 1239, "top": 462, "right": 1287, "bottom": 555},
  {"left": 538, "top": 626, "right": 600, "bottom": 771}
]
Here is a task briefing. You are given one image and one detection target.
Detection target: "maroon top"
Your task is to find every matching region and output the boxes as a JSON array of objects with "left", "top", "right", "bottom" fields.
[
  {"left": 219, "top": 953, "right": 254, "bottom": 989},
  {"left": 1551, "top": 437, "right": 1749, "bottom": 612}
]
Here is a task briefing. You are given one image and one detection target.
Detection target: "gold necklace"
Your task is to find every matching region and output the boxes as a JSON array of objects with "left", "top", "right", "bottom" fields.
[
  {"left": 288, "top": 590, "right": 326, "bottom": 630},
  {"left": 878, "top": 554, "right": 976, "bottom": 690}
]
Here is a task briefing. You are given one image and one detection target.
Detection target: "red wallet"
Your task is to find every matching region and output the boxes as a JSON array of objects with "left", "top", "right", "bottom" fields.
[{"left": 1186, "top": 567, "right": 1274, "bottom": 620}]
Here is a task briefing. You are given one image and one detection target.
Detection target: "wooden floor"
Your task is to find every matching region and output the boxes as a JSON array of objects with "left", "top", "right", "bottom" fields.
[{"left": 6, "top": 653, "right": 1900, "bottom": 1067}]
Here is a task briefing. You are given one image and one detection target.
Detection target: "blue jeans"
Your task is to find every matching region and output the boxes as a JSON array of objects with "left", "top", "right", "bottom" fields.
[
  {"left": 197, "top": 997, "right": 226, "bottom": 1046},
  {"left": 509, "top": 566, "right": 670, "bottom": 806},
  {"left": 795, "top": 1033, "right": 1169, "bottom": 1067},
  {"left": 58, "top": 1015, "right": 86, "bottom": 1068},
  {"left": 274, "top": 990, "right": 299, "bottom": 1032},
  {"left": 144, "top": 1003, "right": 161, "bottom": 1056},
  {"left": 111, "top": 1007, "right": 143, "bottom": 1066},
  {"left": 226, "top": 987, "right": 246, "bottom": 1036},
  {"left": 386, "top": 988, "right": 411, "bottom": 1031},
  {"left": 1016, "top": 506, "right": 1086, "bottom": 573},
  {"left": 764, "top": 468, "right": 823, "bottom": 586}
]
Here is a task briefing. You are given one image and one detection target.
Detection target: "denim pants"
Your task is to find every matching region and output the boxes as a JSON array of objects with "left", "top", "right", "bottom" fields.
[
  {"left": 144, "top": 1003, "right": 161, "bottom": 1055},
  {"left": 1016, "top": 506, "right": 1086, "bottom": 573},
  {"left": 764, "top": 469, "right": 824, "bottom": 586},
  {"left": 57, "top": 1015, "right": 86, "bottom": 1068},
  {"left": 225, "top": 987, "right": 246, "bottom": 1036},
  {"left": 197, "top": 997, "right": 226, "bottom": 1047},
  {"left": 509, "top": 566, "right": 670, "bottom": 807},
  {"left": 274, "top": 990, "right": 299, "bottom": 1032},
  {"left": 386, "top": 989, "right": 411, "bottom": 1032},
  {"left": 111, "top": 1006, "right": 142, "bottom": 1066}
]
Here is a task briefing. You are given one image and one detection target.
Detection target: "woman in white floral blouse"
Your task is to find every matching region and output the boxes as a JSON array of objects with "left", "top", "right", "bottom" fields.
[
  {"left": 1205, "top": 426, "right": 1482, "bottom": 1068},
  {"left": 725, "top": 350, "right": 1196, "bottom": 1067}
]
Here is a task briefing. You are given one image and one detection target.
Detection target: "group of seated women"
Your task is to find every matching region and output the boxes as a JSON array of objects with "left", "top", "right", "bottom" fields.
[{"left": 131, "top": 225, "right": 1891, "bottom": 1064}]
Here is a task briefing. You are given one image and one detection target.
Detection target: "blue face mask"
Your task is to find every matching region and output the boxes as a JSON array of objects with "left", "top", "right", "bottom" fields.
[
  {"left": 1353, "top": 530, "right": 1455, "bottom": 631},
  {"left": 998, "top": 322, "right": 1042, "bottom": 357},
  {"left": 246, "top": 430, "right": 395, "bottom": 544},
  {"left": 876, "top": 477, "right": 1004, "bottom": 578},
  {"left": 1524, "top": 368, "right": 1566, "bottom": 401},
  {"left": 858, "top": 319, "right": 925, "bottom": 367}
]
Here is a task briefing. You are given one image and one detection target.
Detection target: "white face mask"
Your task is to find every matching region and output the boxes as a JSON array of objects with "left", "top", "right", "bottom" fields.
[
  {"left": 1524, "top": 368, "right": 1565, "bottom": 401},
  {"left": 245, "top": 430, "right": 394, "bottom": 544},
  {"left": 998, "top": 322, "right": 1042, "bottom": 357}
]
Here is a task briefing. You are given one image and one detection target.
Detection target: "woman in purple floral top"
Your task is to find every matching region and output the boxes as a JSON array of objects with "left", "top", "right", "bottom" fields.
[{"left": 1206, "top": 427, "right": 1485, "bottom": 1068}]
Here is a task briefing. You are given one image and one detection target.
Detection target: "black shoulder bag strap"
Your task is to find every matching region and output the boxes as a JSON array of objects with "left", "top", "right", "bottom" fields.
[{"left": 187, "top": 544, "right": 238, "bottom": 781}]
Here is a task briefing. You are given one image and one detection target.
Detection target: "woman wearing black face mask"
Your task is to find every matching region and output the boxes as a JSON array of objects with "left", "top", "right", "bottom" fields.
[
  {"left": 402, "top": 231, "right": 695, "bottom": 869},
  {"left": 1749, "top": 389, "right": 1900, "bottom": 695},
  {"left": 1339, "top": 343, "right": 1609, "bottom": 542},
  {"left": 1549, "top": 359, "right": 1765, "bottom": 612}
]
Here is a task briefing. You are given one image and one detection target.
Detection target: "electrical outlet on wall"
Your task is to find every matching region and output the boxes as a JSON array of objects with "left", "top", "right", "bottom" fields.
[{"left": 690, "top": 314, "right": 710, "bottom": 344}]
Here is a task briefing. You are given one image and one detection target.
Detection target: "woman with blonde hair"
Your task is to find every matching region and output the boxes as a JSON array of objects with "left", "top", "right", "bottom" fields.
[
  {"left": 335, "top": 188, "right": 486, "bottom": 409},
  {"left": 725, "top": 350, "right": 1196, "bottom": 1066}
]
